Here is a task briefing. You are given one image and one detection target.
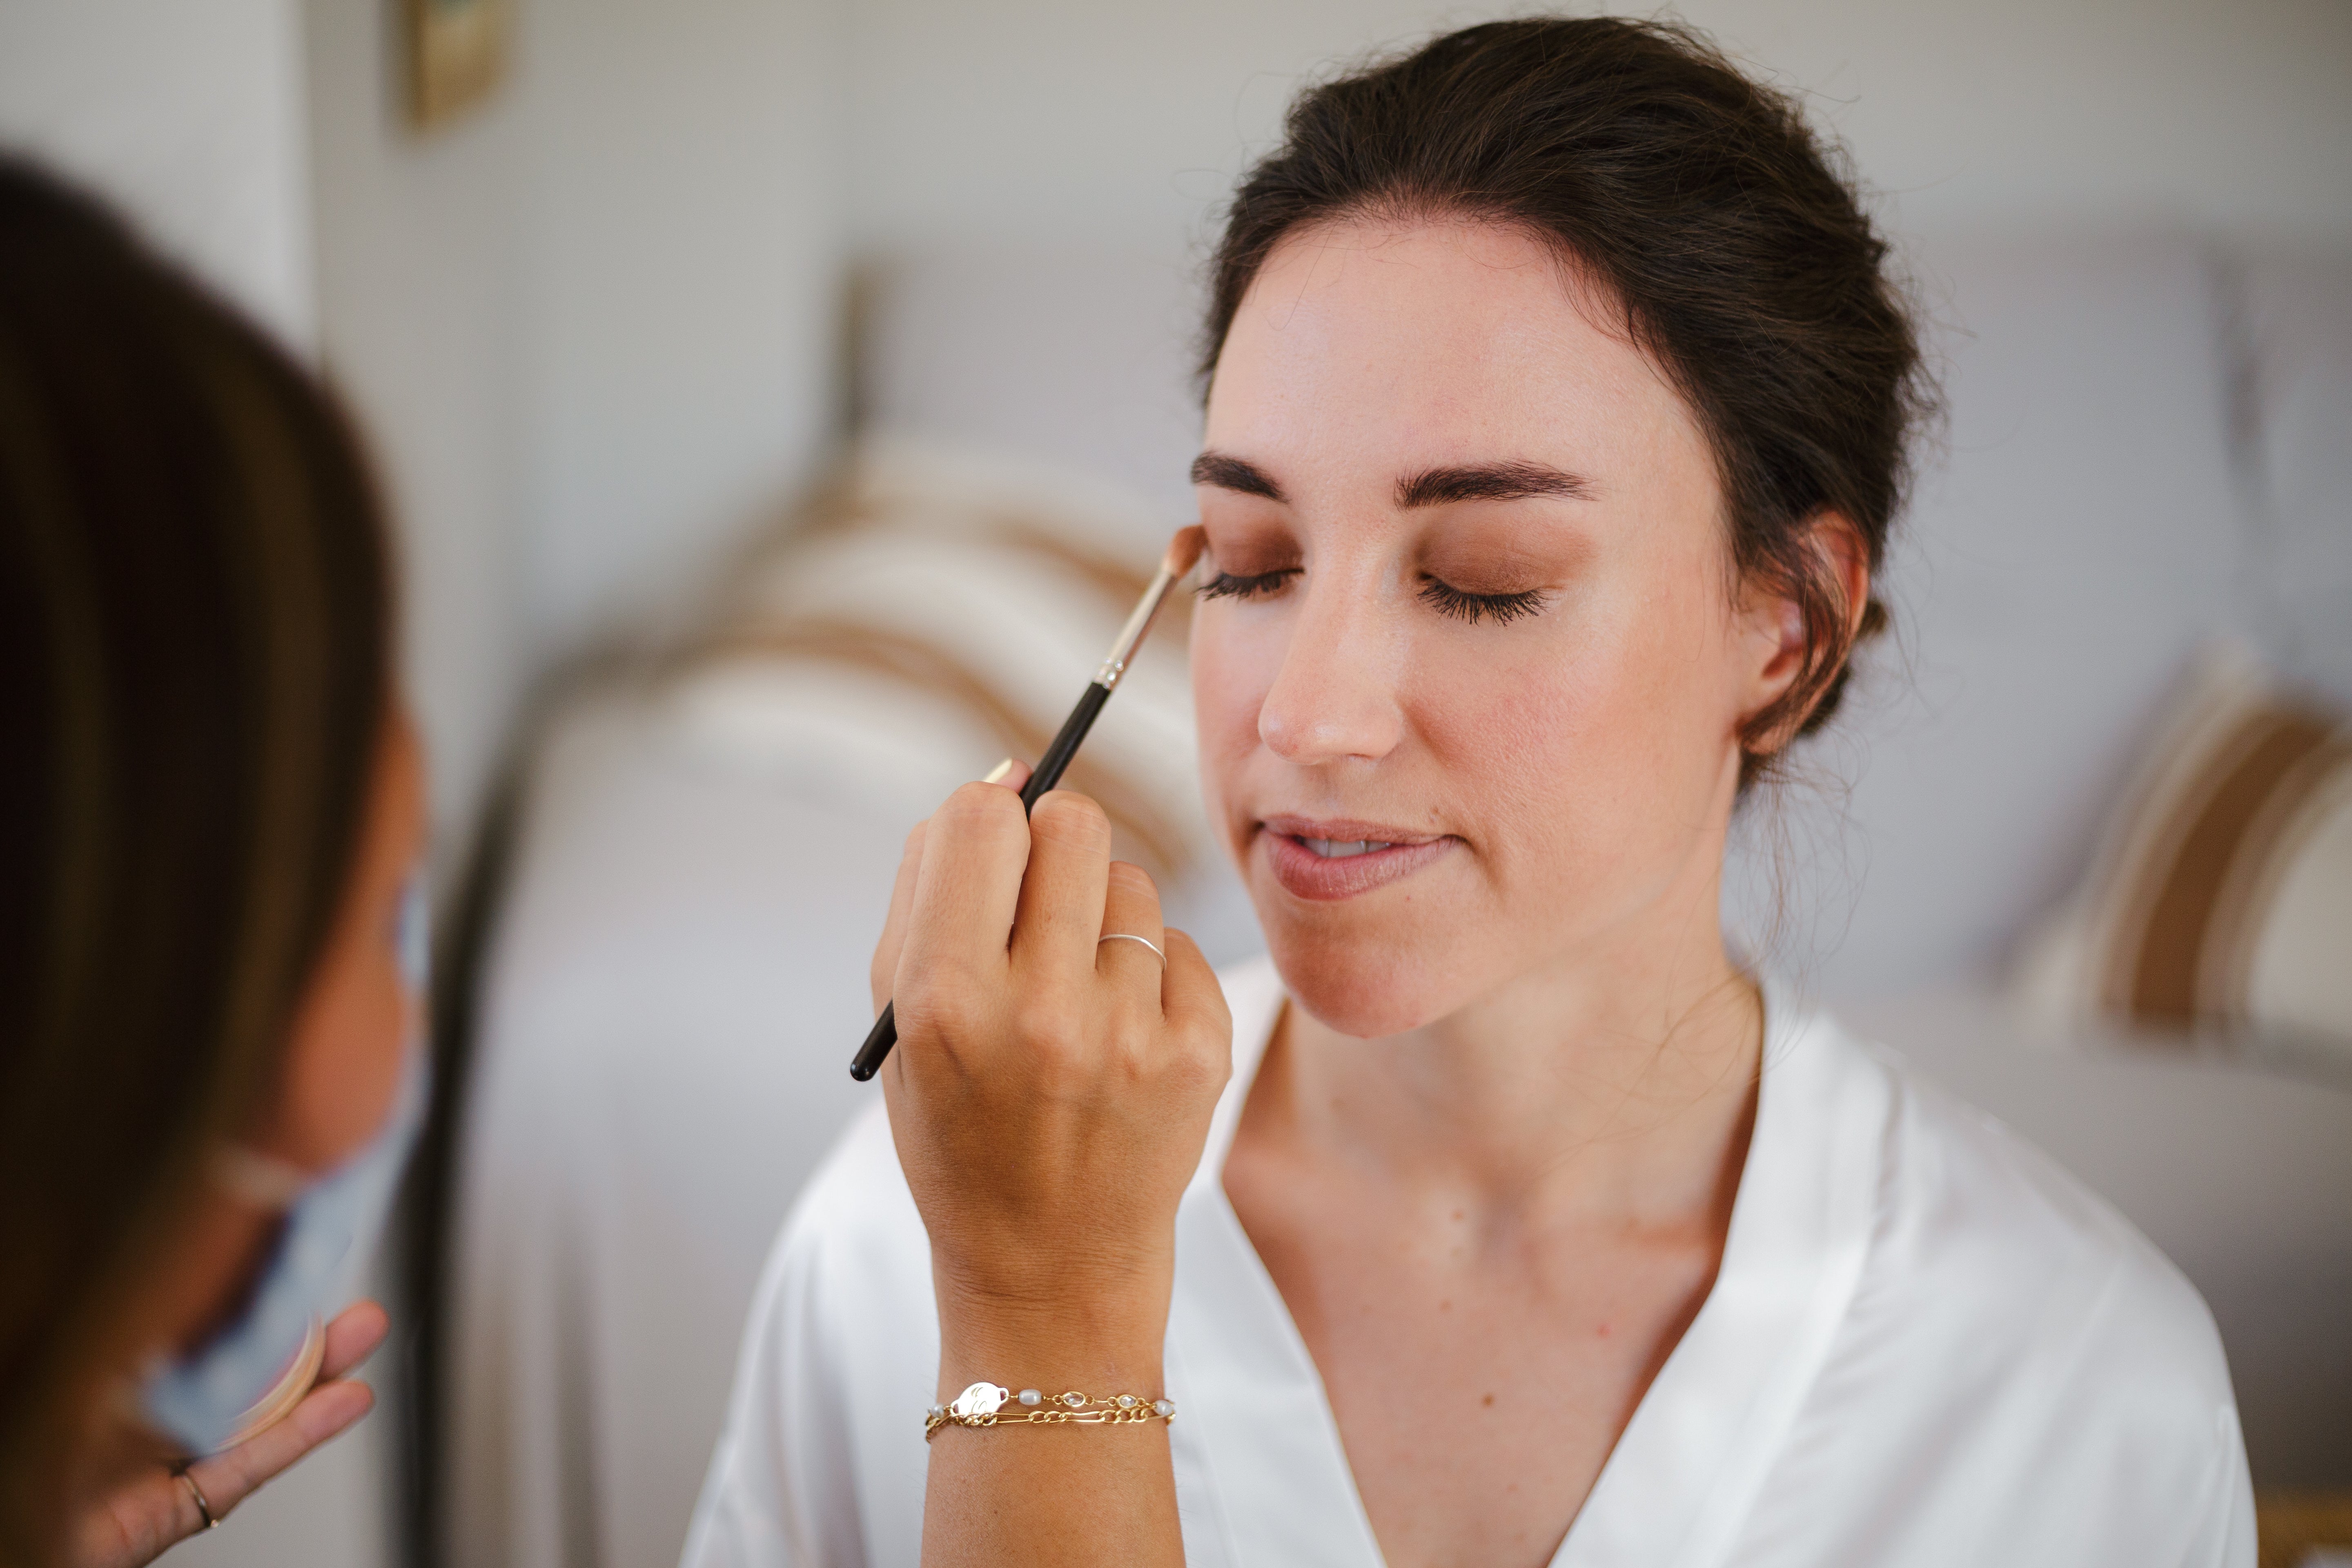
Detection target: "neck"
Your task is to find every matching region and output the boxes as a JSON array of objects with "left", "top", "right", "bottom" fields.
[{"left": 1258, "top": 847, "right": 1761, "bottom": 1229}]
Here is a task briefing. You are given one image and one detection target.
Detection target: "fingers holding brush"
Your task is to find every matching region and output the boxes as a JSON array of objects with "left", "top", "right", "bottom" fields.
[
  {"left": 851, "top": 527, "right": 1201, "bottom": 1084},
  {"left": 860, "top": 524, "right": 1225, "bottom": 1364},
  {"left": 1011, "top": 790, "right": 1116, "bottom": 991},
  {"left": 892, "top": 777, "right": 1031, "bottom": 1058},
  {"left": 869, "top": 761, "right": 1031, "bottom": 1019},
  {"left": 876, "top": 775, "right": 1229, "bottom": 1361}
]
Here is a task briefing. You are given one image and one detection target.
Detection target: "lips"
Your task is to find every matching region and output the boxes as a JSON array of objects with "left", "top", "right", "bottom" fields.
[{"left": 1258, "top": 816, "right": 1455, "bottom": 902}]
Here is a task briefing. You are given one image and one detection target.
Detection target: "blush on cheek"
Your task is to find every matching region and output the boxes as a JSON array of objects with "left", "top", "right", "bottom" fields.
[
  {"left": 1417, "top": 642, "right": 1588, "bottom": 805},
  {"left": 1422, "top": 623, "right": 1707, "bottom": 920}
]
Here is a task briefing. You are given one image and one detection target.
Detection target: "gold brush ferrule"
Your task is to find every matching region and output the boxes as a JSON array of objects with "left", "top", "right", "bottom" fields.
[{"left": 1093, "top": 566, "right": 1178, "bottom": 691}]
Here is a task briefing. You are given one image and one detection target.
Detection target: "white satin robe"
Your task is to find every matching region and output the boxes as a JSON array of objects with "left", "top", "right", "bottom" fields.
[{"left": 681, "top": 958, "right": 2255, "bottom": 1568}]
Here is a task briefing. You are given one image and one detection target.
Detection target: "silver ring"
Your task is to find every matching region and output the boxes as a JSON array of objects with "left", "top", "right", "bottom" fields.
[{"left": 1097, "top": 933, "right": 1166, "bottom": 966}]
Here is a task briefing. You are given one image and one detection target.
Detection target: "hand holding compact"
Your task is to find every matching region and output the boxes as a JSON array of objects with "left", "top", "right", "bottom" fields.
[
  {"left": 871, "top": 769, "right": 1231, "bottom": 1382},
  {"left": 69, "top": 1301, "right": 388, "bottom": 1568}
]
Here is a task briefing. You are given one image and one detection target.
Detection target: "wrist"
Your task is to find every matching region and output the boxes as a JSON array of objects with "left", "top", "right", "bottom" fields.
[{"left": 934, "top": 1267, "right": 1171, "bottom": 1400}]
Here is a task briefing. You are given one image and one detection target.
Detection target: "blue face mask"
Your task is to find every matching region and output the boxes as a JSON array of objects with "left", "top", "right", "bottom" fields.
[{"left": 141, "top": 876, "right": 434, "bottom": 1454}]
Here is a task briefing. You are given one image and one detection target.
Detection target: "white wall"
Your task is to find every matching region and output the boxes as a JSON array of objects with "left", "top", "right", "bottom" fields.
[
  {"left": 0, "top": 0, "right": 314, "bottom": 345},
  {"left": 0, "top": 0, "right": 535, "bottom": 853},
  {"left": 843, "top": 0, "right": 2352, "bottom": 253},
  {"left": 513, "top": 0, "right": 847, "bottom": 659},
  {"left": 307, "top": 0, "right": 848, "bottom": 836},
  {"left": 306, "top": 0, "right": 530, "bottom": 847}
]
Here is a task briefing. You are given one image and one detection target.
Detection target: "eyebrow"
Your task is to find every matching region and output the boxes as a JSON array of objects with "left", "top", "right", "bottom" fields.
[
  {"left": 1395, "top": 461, "right": 1595, "bottom": 508},
  {"left": 1189, "top": 450, "right": 1284, "bottom": 501},
  {"left": 1190, "top": 450, "right": 1594, "bottom": 509}
]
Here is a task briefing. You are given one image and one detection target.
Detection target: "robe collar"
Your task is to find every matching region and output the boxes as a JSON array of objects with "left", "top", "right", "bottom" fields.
[{"left": 1167, "top": 958, "right": 1889, "bottom": 1568}]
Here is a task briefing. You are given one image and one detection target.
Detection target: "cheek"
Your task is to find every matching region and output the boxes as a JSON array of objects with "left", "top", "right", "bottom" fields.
[
  {"left": 278, "top": 939, "right": 411, "bottom": 1170},
  {"left": 1410, "top": 640, "right": 1590, "bottom": 838},
  {"left": 1621, "top": 539, "right": 1752, "bottom": 754},
  {"left": 1410, "top": 566, "right": 1737, "bottom": 855},
  {"left": 1189, "top": 607, "right": 1275, "bottom": 807}
]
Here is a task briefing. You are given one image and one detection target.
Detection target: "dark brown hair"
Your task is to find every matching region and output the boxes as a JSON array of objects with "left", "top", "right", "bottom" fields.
[
  {"left": 0, "top": 158, "right": 393, "bottom": 1552},
  {"left": 1205, "top": 17, "right": 1929, "bottom": 781}
]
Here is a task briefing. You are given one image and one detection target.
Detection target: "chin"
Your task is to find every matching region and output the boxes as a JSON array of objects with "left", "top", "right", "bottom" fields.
[{"left": 1256, "top": 914, "right": 1473, "bottom": 1040}]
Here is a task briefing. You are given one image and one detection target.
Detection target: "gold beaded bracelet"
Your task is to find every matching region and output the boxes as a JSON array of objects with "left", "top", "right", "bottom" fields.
[{"left": 925, "top": 1381, "right": 1176, "bottom": 1440}]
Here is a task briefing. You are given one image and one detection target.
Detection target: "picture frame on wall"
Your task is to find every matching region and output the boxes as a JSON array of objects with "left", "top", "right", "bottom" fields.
[{"left": 407, "top": 0, "right": 512, "bottom": 131}]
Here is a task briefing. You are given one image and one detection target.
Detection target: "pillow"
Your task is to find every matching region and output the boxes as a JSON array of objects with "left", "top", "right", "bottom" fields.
[
  {"left": 668, "top": 438, "right": 1223, "bottom": 883},
  {"left": 2015, "top": 642, "right": 2352, "bottom": 1072}
]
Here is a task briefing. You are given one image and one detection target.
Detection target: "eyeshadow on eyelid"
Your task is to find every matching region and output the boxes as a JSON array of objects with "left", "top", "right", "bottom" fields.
[
  {"left": 1417, "top": 561, "right": 1558, "bottom": 595},
  {"left": 1201, "top": 537, "right": 1298, "bottom": 573},
  {"left": 1420, "top": 537, "right": 1589, "bottom": 587}
]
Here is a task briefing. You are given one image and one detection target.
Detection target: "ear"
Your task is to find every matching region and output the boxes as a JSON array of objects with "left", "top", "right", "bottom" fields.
[{"left": 1734, "top": 512, "right": 1871, "bottom": 748}]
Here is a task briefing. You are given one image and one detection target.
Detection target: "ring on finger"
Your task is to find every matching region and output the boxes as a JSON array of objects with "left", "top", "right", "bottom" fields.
[
  {"left": 1097, "top": 933, "right": 1166, "bottom": 966},
  {"left": 174, "top": 1466, "right": 221, "bottom": 1530}
]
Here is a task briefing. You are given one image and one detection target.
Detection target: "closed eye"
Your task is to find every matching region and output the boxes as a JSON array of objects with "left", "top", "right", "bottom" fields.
[
  {"left": 1200, "top": 568, "right": 1300, "bottom": 602},
  {"left": 1417, "top": 578, "right": 1550, "bottom": 625}
]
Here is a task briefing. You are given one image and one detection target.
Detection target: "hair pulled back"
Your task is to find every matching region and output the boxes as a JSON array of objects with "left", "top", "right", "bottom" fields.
[{"left": 1205, "top": 17, "right": 1930, "bottom": 779}]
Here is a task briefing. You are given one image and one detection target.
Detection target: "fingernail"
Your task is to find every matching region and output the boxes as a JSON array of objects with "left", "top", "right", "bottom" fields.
[{"left": 982, "top": 758, "right": 1016, "bottom": 785}]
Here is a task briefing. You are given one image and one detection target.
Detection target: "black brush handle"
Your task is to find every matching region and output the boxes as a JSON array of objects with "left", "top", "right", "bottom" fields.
[
  {"left": 1018, "top": 681, "right": 1109, "bottom": 807},
  {"left": 849, "top": 682, "right": 1113, "bottom": 1080},
  {"left": 848, "top": 1005, "right": 898, "bottom": 1081}
]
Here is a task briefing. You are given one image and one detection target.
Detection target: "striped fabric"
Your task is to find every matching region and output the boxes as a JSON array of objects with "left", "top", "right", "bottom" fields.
[
  {"left": 2021, "top": 642, "right": 2352, "bottom": 1064},
  {"left": 673, "top": 440, "right": 1218, "bottom": 883},
  {"left": 2102, "top": 704, "right": 2351, "bottom": 1029}
]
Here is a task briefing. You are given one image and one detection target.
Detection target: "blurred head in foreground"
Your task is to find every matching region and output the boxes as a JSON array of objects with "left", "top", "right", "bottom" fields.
[
  {"left": 1189, "top": 18, "right": 1929, "bottom": 1034},
  {"left": 0, "top": 160, "right": 421, "bottom": 1560}
]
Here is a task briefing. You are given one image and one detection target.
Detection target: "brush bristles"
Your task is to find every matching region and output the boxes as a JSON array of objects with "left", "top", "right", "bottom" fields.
[{"left": 1162, "top": 525, "right": 1205, "bottom": 581}]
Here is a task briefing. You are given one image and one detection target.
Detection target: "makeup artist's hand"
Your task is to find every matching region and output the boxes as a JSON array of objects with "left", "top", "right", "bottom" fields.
[{"left": 871, "top": 764, "right": 1232, "bottom": 1391}]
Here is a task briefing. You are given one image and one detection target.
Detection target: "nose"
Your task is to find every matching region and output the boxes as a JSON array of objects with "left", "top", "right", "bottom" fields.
[{"left": 1256, "top": 572, "right": 1406, "bottom": 766}]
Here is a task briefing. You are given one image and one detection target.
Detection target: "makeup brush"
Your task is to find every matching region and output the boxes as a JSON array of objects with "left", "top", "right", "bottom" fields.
[{"left": 849, "top": 525, "right": 1207, "bottom": 1081}]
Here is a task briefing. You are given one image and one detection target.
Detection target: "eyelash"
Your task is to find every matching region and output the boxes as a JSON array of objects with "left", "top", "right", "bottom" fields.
[
  {"left": 1199, "top": 569, "right": 1550, "bottom": 626},
  {"left": 1200, "top": 568, "right": 1299, "bottom": 602},
  {"left": 1417, "top": 579, "right": 1550, "bottom": 625}
]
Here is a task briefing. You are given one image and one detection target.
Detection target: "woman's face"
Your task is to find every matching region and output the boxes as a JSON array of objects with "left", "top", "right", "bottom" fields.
[
  {"left": 1192, "top": 217, "right": 1788, "bottom": 1037},
  {"left": 259, "top": 706, "right": 428, "bottom": 1171},
  {"left": 118, "top": 706, "right": 426, "bottom": 1409}
]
